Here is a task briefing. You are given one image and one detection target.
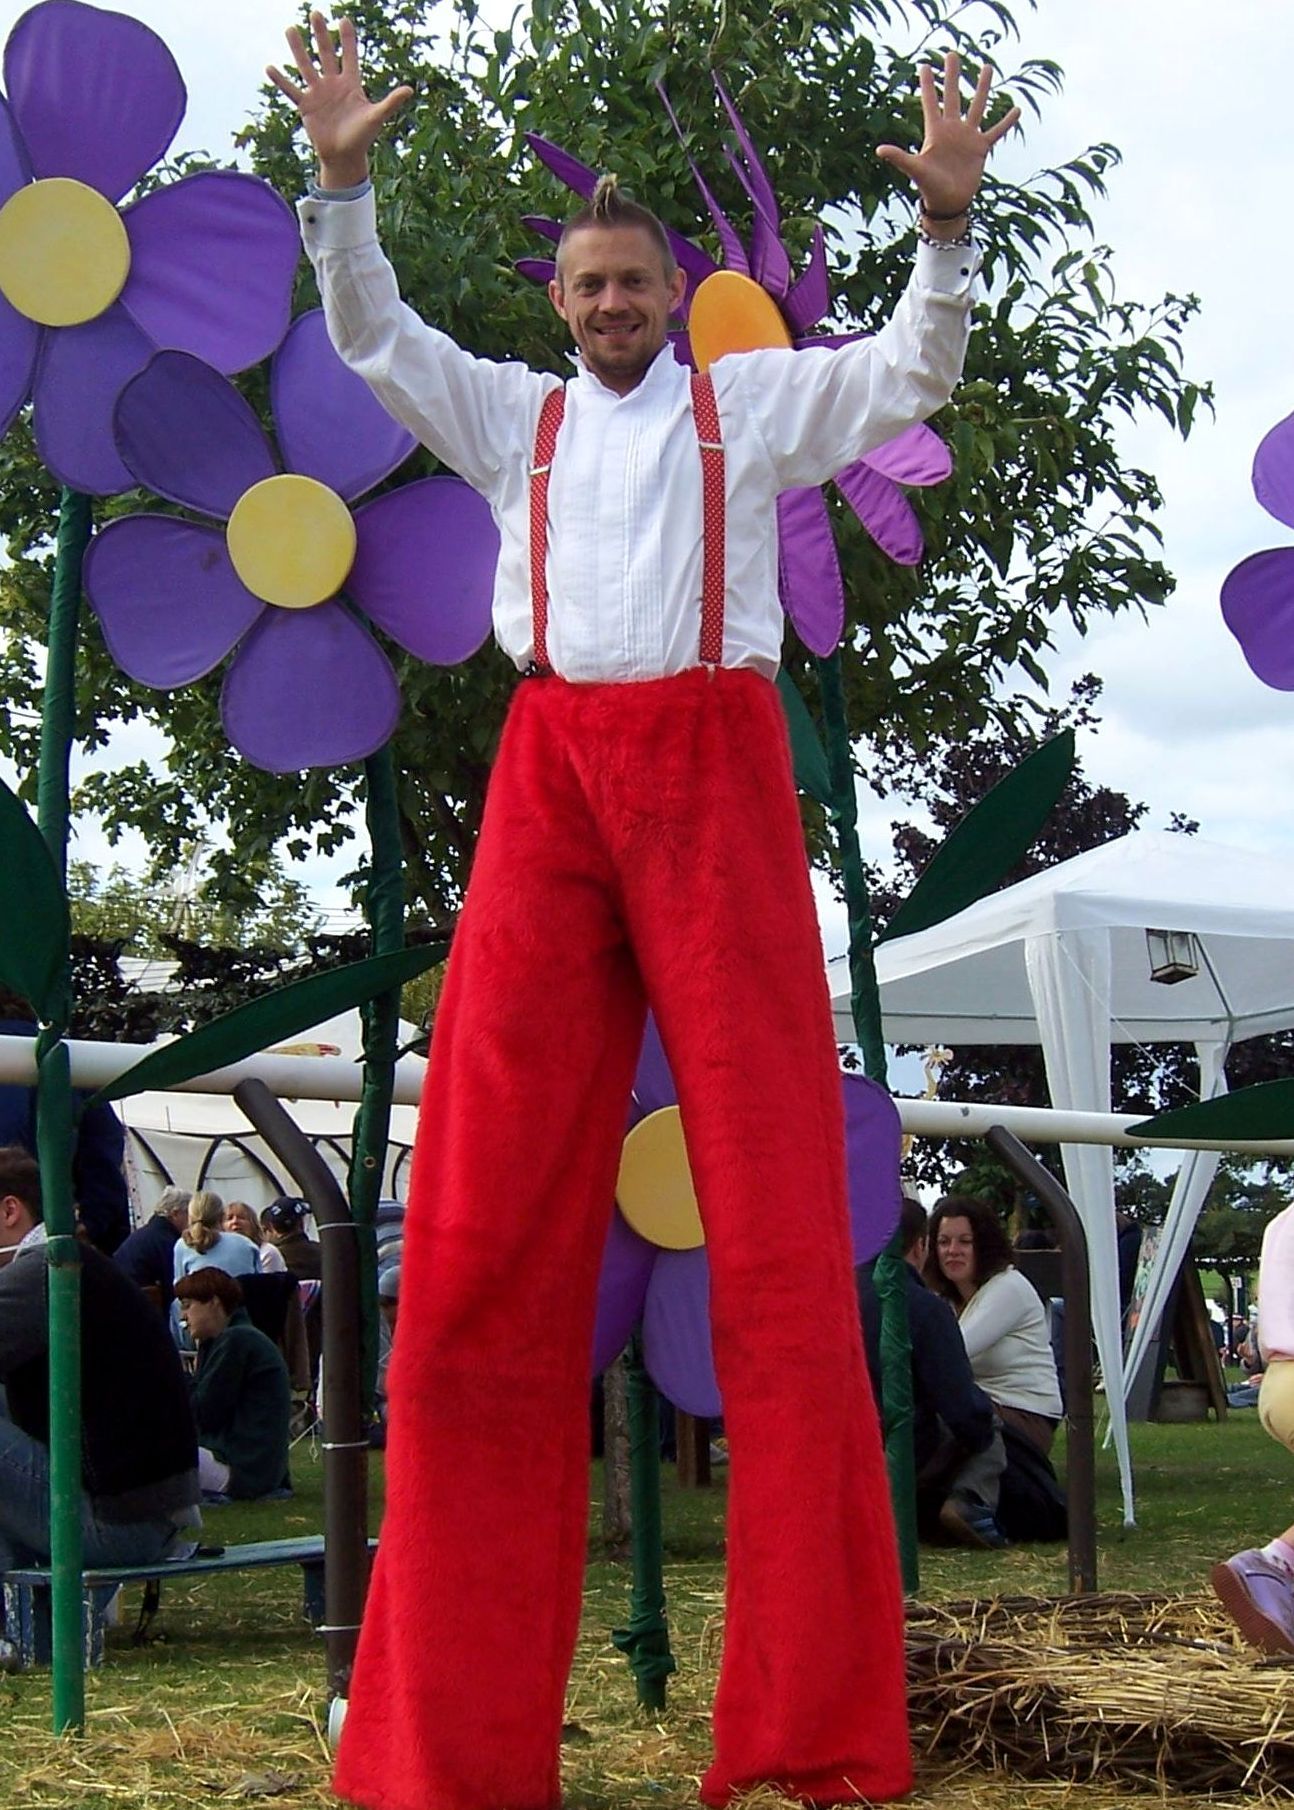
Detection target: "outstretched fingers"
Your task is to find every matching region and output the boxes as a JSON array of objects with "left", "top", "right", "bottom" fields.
[
  {"left": 282, "top": 22, "right": 319, "bottom": 87},
  {"left": 311, "top": 9, "right": 340, "bottom": 77},
  {"left": 966, "top": 59, "right": 992, "bottom": 127},
  {"left": 982, "top": 101, "right": 1022, "bottom": 147},
  {"left": 940, "top": 50, "right": 963, "bottom": 118},
  {"left": 373, "top": 84, "right": 415, "bottom": 126}
]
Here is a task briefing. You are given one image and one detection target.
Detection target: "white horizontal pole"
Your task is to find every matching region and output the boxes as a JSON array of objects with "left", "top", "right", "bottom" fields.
[
  {"left": 3, "top": 1033, "right": 1286, "bottom": 1155},
  {"left": 0, "top": 1033, "right": 426, "bottom": 1108},
  {"left": 893, "top": 1094, "right": 1294, "bottom": 1156}
]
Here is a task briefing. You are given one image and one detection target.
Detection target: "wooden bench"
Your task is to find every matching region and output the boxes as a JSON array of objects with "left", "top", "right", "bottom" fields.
[{"left": 3, "top": 1535, "right": 375, "bottom": 1669}]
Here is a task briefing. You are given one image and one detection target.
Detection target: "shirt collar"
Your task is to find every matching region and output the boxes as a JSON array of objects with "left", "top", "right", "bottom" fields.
[
  {"left": 571, "top": 343, "right": 686, "bottom": 402},
  {"left": 16, "top": 1222, "right": 47, "bottom": 1255}
]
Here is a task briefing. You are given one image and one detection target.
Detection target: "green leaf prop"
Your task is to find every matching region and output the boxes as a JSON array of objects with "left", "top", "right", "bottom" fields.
[
  {"left": 1127, "top": 1081, "right": 1294, "bottom": 1145},
  {"left": 878, "top": 730, "right": 1076, "bottom": 946},
  {"left": 0, "top": 774, "right": 70, "bottom": 1021},
  {"left": 89, "top": 941, "right": 449, "bottom": 1106},
  {"left": 776, "top": 671, "right": 832, "bottom": 806}
]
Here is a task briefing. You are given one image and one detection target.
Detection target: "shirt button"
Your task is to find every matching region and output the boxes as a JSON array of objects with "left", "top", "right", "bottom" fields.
[{"left": 305, "top": 213, "right": 317, "bottom": 224}]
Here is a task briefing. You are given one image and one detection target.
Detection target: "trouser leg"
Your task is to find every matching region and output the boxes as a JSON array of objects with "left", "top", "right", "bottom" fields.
[
  {"left": 335, "top": 686, "right": 646, "bottom": 1810},
  {"left": 0, "top": 1417, "right": 52, "bottom": 1576},
  {"left": 949, "top": 1426, "right": 1007, "bottom": 1512},
  {"left": 597, "top": 670, "right": 909, "bottom": 1805}
]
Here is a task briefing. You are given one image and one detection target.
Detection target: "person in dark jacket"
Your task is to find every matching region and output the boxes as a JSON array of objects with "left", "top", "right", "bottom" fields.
[
  {"left": 0, "top": 987, "right": 131, "bottom": 1255},
  {"left": 175, "top": 1267, "right": 292, "bottom": 1502},
  {"left": 0, "top": 1145, "right": 199, "bottom": 1660},
  {"left": 261, "top": 1195, "right": 322, "bottom": 1280},
  {"left": 857, "top": 1195, "right": 1008, "bottom": 1548},
  {"left": 113, "top": 1186, "right": 192, "bottom": 1306}
]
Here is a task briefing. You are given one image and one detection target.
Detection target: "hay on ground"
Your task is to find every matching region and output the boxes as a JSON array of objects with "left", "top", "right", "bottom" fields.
[{"left": 906, "top": 1591, "right": 1294, "bottom": 1796}]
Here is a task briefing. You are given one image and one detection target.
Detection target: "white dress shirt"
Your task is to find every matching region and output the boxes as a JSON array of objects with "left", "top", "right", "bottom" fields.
[{"left": 299, "top": 188, "right": 979, "bottom": 683}]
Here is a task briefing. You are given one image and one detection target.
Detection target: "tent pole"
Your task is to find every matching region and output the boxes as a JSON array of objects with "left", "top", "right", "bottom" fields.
[{"left": 984, "top": 1127, "right": 1097, "bottom": 1594}]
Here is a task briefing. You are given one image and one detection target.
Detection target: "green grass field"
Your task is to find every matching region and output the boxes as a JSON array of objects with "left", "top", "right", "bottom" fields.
[{"left": 3, "top": 1407, "right": 1289, "bottom": 1809}]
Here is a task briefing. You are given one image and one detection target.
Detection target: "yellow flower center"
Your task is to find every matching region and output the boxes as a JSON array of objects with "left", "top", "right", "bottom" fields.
[
  {"left": 226, "top": 474, "right": 357, "bottom": 611},
  {"left": 0, "top": 178, "right": 131, "bottom": 328},
  {"left": 616, "top": 1106, "right": 705, "bottom": 1251},
  {"left": 687, "top": 270, "right": 792, "bottom": 374}
]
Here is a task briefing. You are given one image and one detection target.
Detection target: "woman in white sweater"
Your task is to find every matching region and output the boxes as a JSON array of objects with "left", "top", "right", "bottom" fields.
[{"left": 925, "top": 1195, "right": 1063, "bottom": 1453}]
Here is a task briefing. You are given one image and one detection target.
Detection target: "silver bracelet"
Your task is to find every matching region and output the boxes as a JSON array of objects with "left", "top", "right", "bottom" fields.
[{"left": 916, "top": 225, "right": 975, "bottom": 249}]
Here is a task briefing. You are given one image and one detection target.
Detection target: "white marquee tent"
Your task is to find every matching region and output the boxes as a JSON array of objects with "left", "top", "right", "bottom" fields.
[
  {"left": 117, "top": 1010, "right": 426, "bottom": 1216},
  {"left": 828, "top": 831, "right": 1294, "bottom": 1523}
]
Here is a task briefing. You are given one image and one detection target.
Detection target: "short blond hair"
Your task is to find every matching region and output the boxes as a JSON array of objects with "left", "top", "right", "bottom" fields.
[{"left": 555, "top": 173, "right": 677, "bottom": 285}]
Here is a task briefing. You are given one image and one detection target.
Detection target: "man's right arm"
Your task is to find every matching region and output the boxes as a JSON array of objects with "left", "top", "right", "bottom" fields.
[
  {"left": 275, "top": 14, "right": 548, "bottom": 497},
  {"left": 300, "top": 187, "right": 547, "bottom": 497}
]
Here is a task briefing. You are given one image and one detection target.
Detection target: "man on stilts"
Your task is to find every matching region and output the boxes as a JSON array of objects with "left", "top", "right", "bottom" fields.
[{"left": 271, "top": 16, "right": 1019, "bottom": 1808}]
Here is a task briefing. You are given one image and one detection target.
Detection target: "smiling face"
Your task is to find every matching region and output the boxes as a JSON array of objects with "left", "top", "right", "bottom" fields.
[
  {"left": 549, "top": 223, "right": 686, "bottom": 395},
  {"left": 935, "top": 1215, "right": 978, "bottom": 1300}
]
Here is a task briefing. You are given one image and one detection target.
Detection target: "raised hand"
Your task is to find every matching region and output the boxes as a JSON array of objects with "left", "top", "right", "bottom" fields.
[
  {"left": 267, "top": 11, "right": 412, "bottom": 189},
  {"left": 876, "top": 52, "right": 1020, "bottom": 224}
]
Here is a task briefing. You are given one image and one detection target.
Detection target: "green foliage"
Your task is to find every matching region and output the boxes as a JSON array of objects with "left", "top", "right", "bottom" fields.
[
  {"left": 1193, "top": 1159, "right": 1293, "bottom": 1268},
  {"left": 0, "top": 0, "right": 1209, "bottom": 922},
  {"left": 0, "top": 773, "right": 69, "bottom": 1021}
]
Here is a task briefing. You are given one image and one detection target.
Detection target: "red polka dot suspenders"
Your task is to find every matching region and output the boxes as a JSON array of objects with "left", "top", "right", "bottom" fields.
[{"left": 527, "top": 371, "right": 726, "bottom": 676}]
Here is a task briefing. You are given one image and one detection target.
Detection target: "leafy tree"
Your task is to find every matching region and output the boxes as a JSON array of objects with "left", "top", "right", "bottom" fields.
[
  {"left": 67, "top": 850, "right": 323, "bottom": 958},
  {"left": 1193, "top": 1159, "right": 1293, "bottom": 1270},
  {"left": 0, "top": 0, "right": 1207, "bottom": 924}
]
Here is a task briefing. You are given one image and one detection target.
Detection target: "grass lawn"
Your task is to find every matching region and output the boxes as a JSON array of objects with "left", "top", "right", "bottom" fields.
[{"left": 2, "top": 1407, "right": 1289, "bottom": 1809}]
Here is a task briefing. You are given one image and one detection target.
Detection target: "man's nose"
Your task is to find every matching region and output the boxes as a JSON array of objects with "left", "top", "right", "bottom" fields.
[{"left": 600, "top": 282, "right": 633, "bottom": 312}]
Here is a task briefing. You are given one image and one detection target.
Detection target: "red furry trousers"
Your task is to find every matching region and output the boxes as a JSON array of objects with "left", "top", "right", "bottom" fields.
[{"left": 334, "top": 667, "right": 909, "bottom": 1810}]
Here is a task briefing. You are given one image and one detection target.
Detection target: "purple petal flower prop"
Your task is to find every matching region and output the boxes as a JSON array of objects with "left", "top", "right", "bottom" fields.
[
  {"left": 0, "top": 0, "right": 297, "bottom": 493},
  {"left": 517, "top": 85, "right": 953, "bottom": 653},
  {"left": 1222, "top": 412, "right": 1294, "bottom": 687},
  {"left": 593, "top": 1018, "right": 901, "bottom": 1416},
  {"left": 84, "top": 312, "right": 499, "bottom": 772}
]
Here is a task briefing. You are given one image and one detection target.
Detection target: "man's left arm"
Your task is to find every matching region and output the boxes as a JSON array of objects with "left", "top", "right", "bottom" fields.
[{"left": 726, "top": 51, "right": 1018, "bottom": 487}]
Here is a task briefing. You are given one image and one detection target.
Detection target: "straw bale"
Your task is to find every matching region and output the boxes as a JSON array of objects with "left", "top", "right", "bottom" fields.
[{"left": 905, "top": 1591, "right": 1294, "bottom": 1796}]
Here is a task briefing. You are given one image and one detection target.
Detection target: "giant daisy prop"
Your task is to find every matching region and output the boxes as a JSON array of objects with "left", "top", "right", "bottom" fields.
[
  {"left": 0, "top": 0, "right": 297, "bottom": 494},
  {"left": 84, "top": 311, "right": 498, "bottom": 772}
]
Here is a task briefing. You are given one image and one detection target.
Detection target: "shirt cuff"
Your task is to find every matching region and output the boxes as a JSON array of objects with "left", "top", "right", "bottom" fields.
[
  {"left": 913, "top": 237, "right": 981, "bottom": 296},
  {"left": 297, "top": 184, "right": 379, "bottom": 251}
]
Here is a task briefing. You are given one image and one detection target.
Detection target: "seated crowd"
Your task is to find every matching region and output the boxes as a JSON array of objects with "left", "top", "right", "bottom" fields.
[{"left": 0, "top": 1153, "right": 320, "bottom": 1667}]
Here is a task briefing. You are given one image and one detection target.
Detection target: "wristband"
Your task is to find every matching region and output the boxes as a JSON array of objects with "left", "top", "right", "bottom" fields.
[
  {"left": 918, "top": 198, "right": 971, "bottom": 223},
  {"left": 916, "top": 225, "right": 975, "bottom": 250}
]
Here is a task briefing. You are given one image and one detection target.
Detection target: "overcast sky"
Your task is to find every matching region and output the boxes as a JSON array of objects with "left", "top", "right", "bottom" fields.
[{"left": 1, "top": 0, "right": 1289, "bottom": 938}]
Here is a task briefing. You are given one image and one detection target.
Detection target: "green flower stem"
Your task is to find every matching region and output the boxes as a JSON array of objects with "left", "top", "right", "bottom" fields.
[
  {"left": 816, "top": 650, "right": 917, "bottom": 1595},
  {"left": 611, "top": 1337, "right": 676, "bottom": 1709},
  {"left": 348, "top": 742, "right": 404, "bottom": 1410},
  {"left": 37, "top": 487, "right": 92, "bottom": 1733}
]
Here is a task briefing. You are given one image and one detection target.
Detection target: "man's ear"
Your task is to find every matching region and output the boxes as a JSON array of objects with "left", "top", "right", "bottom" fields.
[
  {"left": 668, "top": 263, "right": 686, "bottom": 316},
  {"left": 547, "top": 276, "right": 568, "bottom": 324}
]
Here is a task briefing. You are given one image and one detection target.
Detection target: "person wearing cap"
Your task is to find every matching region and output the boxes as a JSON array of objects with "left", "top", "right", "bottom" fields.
[
  {"left": 261, "top": 1197, "right": 322, "bottom": 1281},
  {"left": 273, "top": 13, "right": 1017, "bottom": 1810}
]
